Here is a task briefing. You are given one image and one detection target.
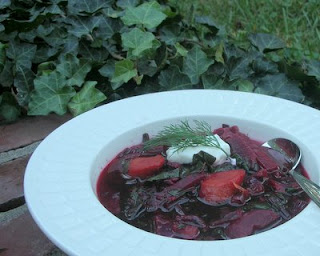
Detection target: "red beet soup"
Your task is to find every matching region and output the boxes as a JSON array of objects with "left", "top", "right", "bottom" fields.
[{"left": 97, "top": 124, "right": 310, "bottom": 240}]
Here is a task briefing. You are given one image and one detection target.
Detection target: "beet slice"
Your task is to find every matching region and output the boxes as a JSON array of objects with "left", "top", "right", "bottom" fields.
[
  {"left": 176, "top": 215, "right": 207, "bottom": 228},
  {"left": 172, "top": 222, "right": 200, "bottom": 240},
  {"left": 154, "top": 214, "right": 175, "bottom": 238},
  {"left": 214, "top": 126, "right": 279, "bottom": 171},
  {"left": 225, "top": 209, "right": 280, "bottom": 239},
  {"left": 215, "top": 126, "right": 258, "bottom": 168},
  {"left": 154, "top": 214, "right": 200, "bottom": 240},
  {"left": 165, "top": 173, "right": 207, "bottom": 192},
  {"left": 209, "top": 209, "right": 243, "bottom": 228},
  {"left": 255, "top": 149, "right": 279, "bottom": 171}
]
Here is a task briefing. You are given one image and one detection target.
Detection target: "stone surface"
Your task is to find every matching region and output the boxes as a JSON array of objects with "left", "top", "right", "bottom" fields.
[
  {"left": 0, "top": 142, "right": 39, "bottom": 164},
  {"left": 0, "top": 114, "right": 72, "bottom": 153},
  {"left": 0, "top": 205, "right": 57, "bottom": 256},
  {"left": 0, "top": 114, "right": 71, "bottom": 256},
  {"left": 0, "top": 156, "right": 30, "bottom": 212}
]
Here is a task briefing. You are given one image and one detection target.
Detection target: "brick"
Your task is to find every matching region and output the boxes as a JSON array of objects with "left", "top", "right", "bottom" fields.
[
  {"left": 0, "top": 205, "right": 58, "bottom": 256},
  {"left": 0, "top": 114, "right": 72, "bottom": 153},
  {"left": 0, "top": 156, "right": 30, "bottom": 212}
]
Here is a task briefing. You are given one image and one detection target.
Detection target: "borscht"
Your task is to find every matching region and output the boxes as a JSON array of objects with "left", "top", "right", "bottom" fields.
[{"left": 97, "top": 121, "right": 309, "bottom": 240}]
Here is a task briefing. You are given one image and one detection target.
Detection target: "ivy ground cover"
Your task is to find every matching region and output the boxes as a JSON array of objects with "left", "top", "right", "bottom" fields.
[{"left": 0, "top": 0, "right": 320, "bottom": 122}]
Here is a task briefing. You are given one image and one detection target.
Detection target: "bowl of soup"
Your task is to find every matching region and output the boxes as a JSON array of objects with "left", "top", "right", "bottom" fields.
[{"left": 24, "top": 90, "right": 320, "bottom": 256}]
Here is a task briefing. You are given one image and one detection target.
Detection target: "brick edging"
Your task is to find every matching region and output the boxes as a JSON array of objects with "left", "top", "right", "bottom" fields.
[{"left": 0, "top": 114, "right": 71, "bottom": 256}]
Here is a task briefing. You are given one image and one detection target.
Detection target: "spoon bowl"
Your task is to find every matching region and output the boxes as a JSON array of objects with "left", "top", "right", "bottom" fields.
[{"left": 262, "top": 138, "right": 320, "bottom": 208}]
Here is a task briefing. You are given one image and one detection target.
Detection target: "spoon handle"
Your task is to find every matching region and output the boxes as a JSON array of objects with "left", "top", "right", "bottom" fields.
[{"left": 291, "top": 171, "right": 320, "bottom": 208}]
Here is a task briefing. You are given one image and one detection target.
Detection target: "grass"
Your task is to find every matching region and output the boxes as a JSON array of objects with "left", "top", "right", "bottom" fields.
[{"left": 169, "top": 0, "right": 320, "bottom": 61}]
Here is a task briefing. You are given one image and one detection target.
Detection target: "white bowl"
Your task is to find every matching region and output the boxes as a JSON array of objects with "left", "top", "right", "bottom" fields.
[{"left": 24, "top": 90, "right": 320, "bottom": 256}]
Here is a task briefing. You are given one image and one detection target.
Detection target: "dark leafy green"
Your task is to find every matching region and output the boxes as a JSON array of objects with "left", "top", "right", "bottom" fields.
[
  {"left": 0, "top": 0, "right": 319, "bottom": 122},
  {"left": 183, "top": 45, "right": 214, "bottom": 84},
  {"left": 158, "top": 65, "right": 192, "bottom": 90},
  {"left": 254, "top": 74, "right": 304, "bottom": 102},
  {"left": 146, "top": 168, "right": 180, "bottom": 182},
  {"left": 111, "top": 59, "right": 137, "bottom": 84},
  {"left": 68, "top": 0, "right": 113, "bottom": 15},
  {"left": 28, "top": 71, "right": 76, "bottom": 115},
  {"left": 249, "top": 33, "right": 285, "bottom": 53},
  {"left": 68, "top": 81, "right": 107, "bottom": 116},
  {"left": 14, "top": 66, "right": 35, "bottom": 106},
  {"left": 0, "top": 92, "right": 20, "bottom": 121},
  {"left": 121, "top": 1, "right": 167, "bottom": 30},
  {"left": 305, "top": 60, "right": 320, "bottom": 81}
]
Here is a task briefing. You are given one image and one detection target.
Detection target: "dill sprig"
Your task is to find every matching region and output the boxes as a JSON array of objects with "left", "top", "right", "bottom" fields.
[{"left": 144, "top": 120, "right": 228, "bottom": 156}]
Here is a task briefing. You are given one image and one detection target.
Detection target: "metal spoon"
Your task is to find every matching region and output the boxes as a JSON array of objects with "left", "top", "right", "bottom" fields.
[{"left": 262, "top": 138, "right": 320, "bottom": 208}]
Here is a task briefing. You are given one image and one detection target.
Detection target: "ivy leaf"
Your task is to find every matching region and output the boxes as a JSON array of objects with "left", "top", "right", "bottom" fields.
[
  {"left": 0, "top": 92, "right": 20, "bottom": 122},
  {"left": 33, "top": 46, "right": 59, "bottom": 64},
  {"left": 195, "top": 16, "right": 220, "bottom": 35},
  {"left": 28, "top": 71, "right": 76, "bottom": 115},
  {"left": 99, "top": 59, "right": 115, "bottom": 78},
  {"left": 79, "top": 40, "right": 109, "bottom": 63},
  {"left": 19, "top": 30, "right": 38, "bottom": 43},
  {"left": 121, "top": 28, "right": 155, "bottom": 57},
  {"left": 249, "top": 33, "right": 285, "bottom": 53},
  {"left": 56, "top": 54, "right": 92, "bottom": 87},
  {"left": 0, "top": 60, "right": 13, "bottom": 87},
  {"left": 159, "top": 25, "right": 183, "bottom": 45},
  {"left": 66, "top": 16, "right": 101, "bottom": 38},
  {"left": 224, "top": 43, "right": 246, "bottom": 60},
  {"left": 94, "top": 16, "right": 120, "bottom": 40},
  {"left": 68, "top": 81, "right": 106, "bottom": 116},
  {"left": 68, "top": 0, "right": 113, "bottom": 14},
  {"left": 175, "top": 43, "right": 188, "bottom": 57},
  {"left": 35, "top": 24, "right": 55, "bottom": 40},
  {"left": 14, "top": 66, "right": 35, "bottom": 106},
  {"left": 63, "top": 35, "right": 79, "bottom": 54},
  {"left": 117, "top": 0, "right": 139, "bottom": 9},
  {"left": 121, "top": 1, "right": 167, "bottom": 30},
  {"left": 0, "top": 0, "right": 11, "bottom": 9},
  {"left": 37, "top": 62, "right": 56, "bottom": 76},
  {"left": 252, "top": 57, "right": 278, "bottom": 74},
  {"left": 0, "top": 42, "right": 5, "bottom": 73},
  {"left": 255, "top": 74, "right": 304, "bottom": 102},
  {"left": 42, "top": 27, "right": 68, "bottom": 47},
  {"left": 137, "top": 60, "right": 157, "bottom": 77},
  {"left": 215, "top": 43, "right": 224, "bottom": 64},
  {"left": 43, "top": 3, "right": 65, "bottom": 16},
  {"left": 6, "top": 40, "right": 37, "bottom": 70},
  {"left": 159, "top": 65, "right": 192, "bottom": 90},
  {"left": 227, "top": 56, "right": 254, "bottom": 81},
  {"left": 182, "top": 45, "right": 214, "bottom": 84},
  {"left": 231, "top": 79, "right": 254, "bottom": 92},
  {"left": 111, "top": 59, "right": 137, "bottom": 84},
  {"left": 154, "top": 42, "right": 168, "bottom": 70},
  {"left": 0, "top": 13, "right": 9, "bottom": 32},
  {"left": 99, "top": 59, "right": 122, "bottom": 90},
  {"left": 305, "top": 60, "right": 320, "bottom": 81},
  {"left": 202, "top": 74, "right": 226, "bottom": 90},
  {"left": 102, "top": 7, "right": 124, "bottom": 18}
]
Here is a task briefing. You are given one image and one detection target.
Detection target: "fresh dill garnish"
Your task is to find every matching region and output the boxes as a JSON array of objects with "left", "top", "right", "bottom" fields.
[{"left": 143, "top": 120, "right": 229, "bottom": 156}]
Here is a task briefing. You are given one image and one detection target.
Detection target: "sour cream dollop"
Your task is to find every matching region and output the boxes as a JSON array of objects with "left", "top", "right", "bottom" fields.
[{"left": 166, "top": 134, "right": 230, "bottom": 165}]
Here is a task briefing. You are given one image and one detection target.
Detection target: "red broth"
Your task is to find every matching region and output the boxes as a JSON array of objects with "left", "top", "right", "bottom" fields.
[{"left": 97, "top": 125, "right": 310, "bottom": 240}]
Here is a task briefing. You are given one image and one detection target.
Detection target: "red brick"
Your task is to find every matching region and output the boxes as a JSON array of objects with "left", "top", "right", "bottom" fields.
[
  {"left": 0, "top": 206, "right": 57, "bottom": 256},
  {"left": 0, "top": 114, "right": 72, "bottom": 153},
  {"left": 0, "top": 156, "right": 30, "bottom": 211}
]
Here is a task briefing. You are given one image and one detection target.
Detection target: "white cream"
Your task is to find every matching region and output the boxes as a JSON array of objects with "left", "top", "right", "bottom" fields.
[{"left": 166, "top": 134, "right": 230, "bottom": 165}]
